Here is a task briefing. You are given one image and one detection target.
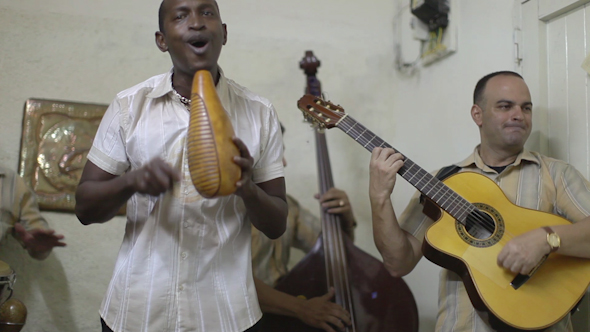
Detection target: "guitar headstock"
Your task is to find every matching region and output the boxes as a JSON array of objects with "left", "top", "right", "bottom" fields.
[{"left": 297, "top": 94, "right": 346, "bottom": 129}]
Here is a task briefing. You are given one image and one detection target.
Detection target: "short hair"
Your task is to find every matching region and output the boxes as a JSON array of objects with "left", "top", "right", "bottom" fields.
[
  {"left": 158, "top": 1, "right": 165, "bottom": 33},
  {"left": 473, "top": 71, "right": 524, "bottom": 107},
  {"left": 158, "top": 0, "right": 221, "bottom": 33}
]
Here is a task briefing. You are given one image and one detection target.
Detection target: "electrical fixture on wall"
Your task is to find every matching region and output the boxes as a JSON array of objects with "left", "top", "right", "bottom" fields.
[{"left": 410, "top": 0, "right": 457, "bottom": 66}]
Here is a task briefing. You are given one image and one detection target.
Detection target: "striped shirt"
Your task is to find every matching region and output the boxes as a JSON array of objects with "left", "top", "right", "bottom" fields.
[
  {"left": 88, "top": 69, "right": 284, "bottom": 332},
  {"left": 251, "top": 194, "right": 321, "bottom": 286},
  {"left": 400, "top": 146, "right": 590, "bottom": 332},
  {"left": 0, "top": 166, "right": 48, "bottom": 245}
]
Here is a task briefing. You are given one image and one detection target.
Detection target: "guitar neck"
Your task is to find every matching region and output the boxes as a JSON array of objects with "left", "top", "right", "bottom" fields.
[{"left": 336, "top": 115, "right": 474, "bottom": 222}]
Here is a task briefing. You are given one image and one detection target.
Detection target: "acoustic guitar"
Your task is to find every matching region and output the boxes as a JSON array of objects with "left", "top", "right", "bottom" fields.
[{"left": 296, "top": 94, "right": 590, "bottom": 331}]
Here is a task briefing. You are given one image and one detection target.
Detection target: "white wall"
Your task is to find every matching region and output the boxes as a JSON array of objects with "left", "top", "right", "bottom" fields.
[
  {"left": 0, "top": 0, "right": 519, "bottom": 331},
  {"left": 390, "top": 0, "right": 519, "bottom": 329}
]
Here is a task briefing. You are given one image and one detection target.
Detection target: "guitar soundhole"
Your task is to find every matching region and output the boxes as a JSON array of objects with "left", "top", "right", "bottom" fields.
[{"left": 455, "top": 203, "right": 504, "bottom": 248}]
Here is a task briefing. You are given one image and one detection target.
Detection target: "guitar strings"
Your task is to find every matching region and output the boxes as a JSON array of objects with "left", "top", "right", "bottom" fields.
[{"left": 334, "top": 116, "right": 517, "bottom": 242}]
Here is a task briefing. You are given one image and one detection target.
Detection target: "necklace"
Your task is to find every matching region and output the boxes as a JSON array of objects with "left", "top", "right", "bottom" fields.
[{"left": 172, "top": 87, "right": 191, "bottom": 110}]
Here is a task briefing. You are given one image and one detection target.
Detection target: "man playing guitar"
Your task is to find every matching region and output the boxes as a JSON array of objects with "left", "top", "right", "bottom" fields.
[{"left": 369, "top": 71, "right": 590, "bottom": 332}]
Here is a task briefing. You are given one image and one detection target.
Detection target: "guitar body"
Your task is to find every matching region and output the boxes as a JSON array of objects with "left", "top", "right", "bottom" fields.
[{"left": 423, "top": 172, "right": 590, "bottom": 330}]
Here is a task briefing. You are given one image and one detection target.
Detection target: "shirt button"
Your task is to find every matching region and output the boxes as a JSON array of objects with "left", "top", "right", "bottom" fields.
[
  {"left": 179, "top": 285, "right": 184, "bottom": 291},
  {"left": 183, "top": 221, "right": 190, "bottom": 228},
  {"left": 181, "top": 252, "right": 187, "bottom": 259}
]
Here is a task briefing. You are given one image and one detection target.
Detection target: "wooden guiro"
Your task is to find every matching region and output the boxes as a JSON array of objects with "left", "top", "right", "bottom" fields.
[{"left": 187, "top": 70, "right": 241, "bottom": 198}]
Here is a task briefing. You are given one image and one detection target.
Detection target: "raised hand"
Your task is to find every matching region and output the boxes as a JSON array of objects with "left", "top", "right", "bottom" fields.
[
  {"left": 14, "top": 223, "right": 66, "bottom": 260},
  {"left": 369, "top": 147, "right": 404, "bottom": 200}
]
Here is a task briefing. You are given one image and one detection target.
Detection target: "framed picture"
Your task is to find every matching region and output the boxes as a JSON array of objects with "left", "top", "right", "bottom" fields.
[{"left": 18, "top": 98, "right": 117, "bottom": 213}]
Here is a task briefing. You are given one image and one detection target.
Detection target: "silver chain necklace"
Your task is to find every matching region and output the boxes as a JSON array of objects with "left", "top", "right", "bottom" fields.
[{"left": 172, "top": 87, "right": 191, "bottom": 110}]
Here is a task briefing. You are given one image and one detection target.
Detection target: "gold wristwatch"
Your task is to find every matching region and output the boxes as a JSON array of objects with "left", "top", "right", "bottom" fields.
[{"left": 542, "top": 226, "right": 560, "bottom": 253}]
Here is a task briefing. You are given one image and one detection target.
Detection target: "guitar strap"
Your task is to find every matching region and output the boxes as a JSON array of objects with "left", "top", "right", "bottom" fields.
[
  {"left": 419, "top": 164, "right": 460, "bottom": 205},
  {"left": 434, "top": 164, "right": 462, "bottom": 181}
]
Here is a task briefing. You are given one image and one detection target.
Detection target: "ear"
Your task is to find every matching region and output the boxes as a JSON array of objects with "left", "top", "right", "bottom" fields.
[
  {"left": 155, "top": 31, "right": 169, "bottom": 52},
  {"left": 471, "top": 104, "right": 483, "bottom": 127},
  {"left": 222, "top": 23, "right": 228, "bottom": 45}
]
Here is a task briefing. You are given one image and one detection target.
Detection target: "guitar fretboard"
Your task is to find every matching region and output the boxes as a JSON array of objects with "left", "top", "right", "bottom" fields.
[{"left": 337, "top": 115, "right": 474, "bottom": 223}]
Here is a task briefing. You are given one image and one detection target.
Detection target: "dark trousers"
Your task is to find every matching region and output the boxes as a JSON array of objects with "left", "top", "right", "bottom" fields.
[
  {"left": 101, "top": 318, "right": 261, "bottom": 332},
  {"left": 101, "top": 318, "right": 113, "bottom": 332}
]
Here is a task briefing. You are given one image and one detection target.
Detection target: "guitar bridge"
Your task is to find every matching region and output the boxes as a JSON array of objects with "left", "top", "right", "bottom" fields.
[{"left": 510, "top": 254, "right": 548, "bottom": 290}]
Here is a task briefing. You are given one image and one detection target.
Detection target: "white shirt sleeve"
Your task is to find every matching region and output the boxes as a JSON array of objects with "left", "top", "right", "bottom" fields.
[
  {"left": 251, "top": 104, "right": 284, "bottom": 184},
  {"left": 86, "top": 98, "right": 130, "bottom": 175}
]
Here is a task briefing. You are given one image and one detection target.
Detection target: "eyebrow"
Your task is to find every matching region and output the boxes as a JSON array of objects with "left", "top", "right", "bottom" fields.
[
  {"left": 496, "top": 99, "right": 533, "bottom": 106},
  {"left": 170, "top": 3, "right": 217, "bottom": 14},
  {"left": 171, "top": 5, "right": 190, "bottom": 13}
]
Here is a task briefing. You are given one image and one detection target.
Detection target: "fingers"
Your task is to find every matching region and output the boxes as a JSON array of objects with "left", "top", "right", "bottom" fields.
[
  {"left": 320, "top": 188, "right": 347, "bottom": 203},
  {"left": 232, "top": 137, "right": 254, "bottom": 190},
  {"left": 320, "top": 287, "right": 336, "bottom": 300},
  {"left": 23, "top": 228, "right": 67, "bottom": 250},
  {"left": 231, "top": 137, "right": 253, "bottom": 170},
  {"left": 322, "top": 307, "right": 351, "bottom": 331},
  {"left": 370, "top": 148, "right": 404, "bottom": 170},
  {"left": 232, "top": 137, "right": 251, "bottom": 159},
  {"left": 134, "top": 158, "right": 180, "bottom": 196},
  {"left": 498, "top": 250, "right": 537, "bottom": 274},
  {"left": 316, "top": 288, "right": 352, "bottom": 330},
  {"left": 318, "top": 189, "right": 351, "bottom": 214},
  {"left": 13, "top": 222, "right": 26, "bottom": 236}
]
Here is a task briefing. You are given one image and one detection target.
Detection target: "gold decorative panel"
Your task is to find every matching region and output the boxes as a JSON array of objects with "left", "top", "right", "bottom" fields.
[{"left": 18, "top": 99, "right": 108, "bottom": 212}]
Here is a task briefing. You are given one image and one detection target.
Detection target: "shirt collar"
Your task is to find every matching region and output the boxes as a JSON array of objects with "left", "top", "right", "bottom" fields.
[
  {"left": 146, "top": 67, "right": 230, "bottom": 115},
  {"left": 456, "top": 145, "right": 539, "bottom": 172}
]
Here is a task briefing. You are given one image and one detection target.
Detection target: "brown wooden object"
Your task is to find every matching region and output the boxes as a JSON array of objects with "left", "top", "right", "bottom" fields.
[{"left": 188, "top": 70, "right": 241, "bottom": 198}]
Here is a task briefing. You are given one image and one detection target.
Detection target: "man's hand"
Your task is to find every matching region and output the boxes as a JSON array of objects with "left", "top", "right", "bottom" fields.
[
  {"left": 497, "top": 228, "right": 550, "bottom": 274},
  {"left": 232, "top": 137, "right": 256, "bottom": 197},
  {"left": 230, "top": 136, "right": 287, "bottom": 239},
  {"left": 369, "top": 148, "right": 404, "bottom": 201},
  {"left": 129, "top": 157, "right": 180, "bottom": 196},
  {"left": 296, "top": 288, "right": 352, "bottom": 332},
  {"left": 14, "top": 223, "right": 66, "bottom": 260},
  {"left": 316, "top": 188, "right": 356, "bottom": 236}
]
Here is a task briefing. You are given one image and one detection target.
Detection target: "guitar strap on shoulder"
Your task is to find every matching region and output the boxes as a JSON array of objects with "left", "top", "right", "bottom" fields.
[
  {"left": 434, "top": 164, "right": 461, "bottom": 181},
  {"left": 419, "top": 165, "right": 461, "bottom": 204}
]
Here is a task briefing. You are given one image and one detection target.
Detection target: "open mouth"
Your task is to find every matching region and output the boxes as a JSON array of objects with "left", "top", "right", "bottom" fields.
[
  {"left": 187, "top": 35, "right": 209, "bottom": 53},
  {"left": 191, "top": 40, "right": 208, "bottom": 48}
]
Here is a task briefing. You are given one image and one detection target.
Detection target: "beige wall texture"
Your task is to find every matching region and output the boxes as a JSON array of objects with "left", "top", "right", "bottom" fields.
[{"left": 0, "top": 0, "right": 519, "bottom": 331}]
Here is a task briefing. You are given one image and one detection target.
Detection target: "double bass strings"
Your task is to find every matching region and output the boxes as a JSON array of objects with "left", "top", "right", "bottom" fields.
[{"left": 316, "top": 130, "right": 356, "bottom": 331}]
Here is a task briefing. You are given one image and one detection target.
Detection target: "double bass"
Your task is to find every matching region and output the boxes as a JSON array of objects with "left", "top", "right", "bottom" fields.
[{"left": 259, "top": 51, "right": 419, "bottom": 332}]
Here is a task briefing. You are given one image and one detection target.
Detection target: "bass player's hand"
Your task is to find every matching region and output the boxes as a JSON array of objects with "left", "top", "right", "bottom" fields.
[{"left": 296, "top": 288, "right": 352, "bottom": 332}]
